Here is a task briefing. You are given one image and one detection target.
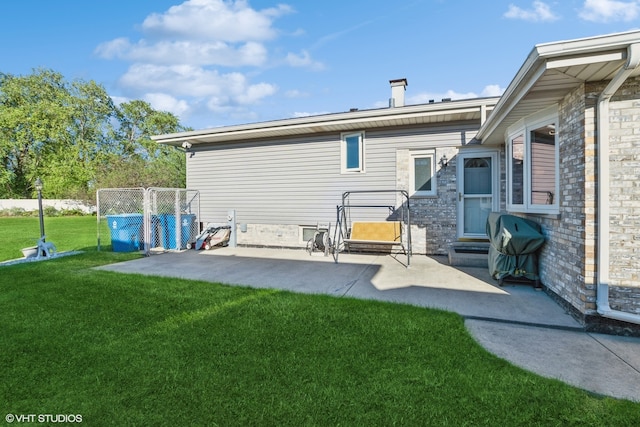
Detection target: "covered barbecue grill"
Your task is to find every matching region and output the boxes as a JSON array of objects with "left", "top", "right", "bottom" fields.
[{"left": 486, "top": 212, "right": 545, "bottom": 286}]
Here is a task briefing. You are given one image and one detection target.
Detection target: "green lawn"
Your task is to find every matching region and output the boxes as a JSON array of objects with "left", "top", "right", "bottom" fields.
[
  {"left": 1, "top": 218, "right": 638, "bottom": 426},
  {"left": 0, "top": 216, "right": 106, "bottom": 262}
]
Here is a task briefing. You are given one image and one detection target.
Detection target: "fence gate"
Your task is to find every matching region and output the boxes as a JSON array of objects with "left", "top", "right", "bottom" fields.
[
  {"left": 146, "top": 188, "right": 200, "bottom": 254},
  {"left": 97, "top": 188, "right": 200, "bottom": 256}
]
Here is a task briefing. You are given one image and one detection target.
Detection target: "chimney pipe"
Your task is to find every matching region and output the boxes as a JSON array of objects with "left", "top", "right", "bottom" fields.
[{"left": 389, "top": 78, "right": 407, "bottom": 107}]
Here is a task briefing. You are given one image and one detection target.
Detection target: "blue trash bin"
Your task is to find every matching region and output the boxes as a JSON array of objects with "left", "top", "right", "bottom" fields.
[
  {"left": 106, "top": 214, "right": 143, "bottom": 252},
  {"left": 159, "top": 214, "right": 196, "bottom": 249}
]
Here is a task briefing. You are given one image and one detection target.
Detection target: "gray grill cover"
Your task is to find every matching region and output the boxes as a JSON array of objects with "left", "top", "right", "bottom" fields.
[
  {"left": 486, "top": 212, "right": 545, "bottom": 255},
  {"left": 486, "top": 213, "right": 545, "bottom": 281}
]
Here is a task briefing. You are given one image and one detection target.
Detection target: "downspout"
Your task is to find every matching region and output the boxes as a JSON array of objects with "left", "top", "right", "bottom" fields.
[{"left": 596, "top": 42, "right": 640, "bottom": 325}]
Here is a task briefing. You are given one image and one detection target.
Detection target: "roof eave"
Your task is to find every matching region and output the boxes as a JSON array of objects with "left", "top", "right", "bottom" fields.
[
  {"left": 476, "top": 30, "right": 640, "bottom": 146},
  {"left": 153, "top": 97, "right": 499, "bottom": 146}
]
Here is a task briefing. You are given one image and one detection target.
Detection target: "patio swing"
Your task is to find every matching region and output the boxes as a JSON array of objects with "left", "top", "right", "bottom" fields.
[{"left": 333, "top": 190, "right": 412, "bottom": 267}]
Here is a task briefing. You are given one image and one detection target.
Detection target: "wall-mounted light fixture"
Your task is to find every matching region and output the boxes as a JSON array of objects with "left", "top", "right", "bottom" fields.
[
  {"left": 439, "top": 154, "right": 448, "bottom": 171},
  {"left": 181, "top": 140, "right": 194, "bottom": 157}
]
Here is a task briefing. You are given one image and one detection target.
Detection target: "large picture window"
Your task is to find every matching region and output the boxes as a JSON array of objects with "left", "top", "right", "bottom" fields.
[
  {"left": 506, "top": 107, "right": 559, "bottom": 214},
  {"left": 410, "top": 150, "right": 436, "bottom": 196},
  {"left": 341, "top": 132, "right": 364, "bottom": 173}
]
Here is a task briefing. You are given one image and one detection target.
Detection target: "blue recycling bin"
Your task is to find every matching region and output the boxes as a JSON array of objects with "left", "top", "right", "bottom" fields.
[
  {"left": 150, "top": 214, "right": 162, "bottom": 249},
  {"left": 159, "top": 214, "right": 196, "bottom": 249},
  {"left": 106, "top": 214, "right": 143, "bottom": 252}
]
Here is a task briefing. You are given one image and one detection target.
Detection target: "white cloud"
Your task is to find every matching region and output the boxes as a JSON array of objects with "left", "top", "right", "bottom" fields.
[
  {"left": 285, "top": 50, "right": 324, "bottom": 70},
  {"left": 141, "top": 0, "right": 293, "bottom": 42},
  {"left": 97, "top": 38, "right": 268, "bottom": 67},
  {"left": 480, "top": 84, "right": 505, "bottom": 97},
  {"left": 143, "top": 93, "right": 190, "bottom": 117},
  {"left": 95, "top": 0, "right": 323, "bottom": 125},
  {"left": 284, "top": 89, "right": 309, "bottom": 98},
  {"left": 95, "top": 37, "right": 130, "bottom": 59},
  {"left": 119, "top": 63, "right": 277, "bottom": 112},
  {"left": 403, "top": 85, "right": 504, "bottom": 106},
  {"left": 504, "top": 1, "right": 560, "bottom": 22},
  {"left": 235, "top": 82, "right": 278, "bottom": 105},
  {"left": 109, "top": 95, "right": 130, "bottom": 106},
  {"left": 579, "top": 0, "right": 640, "bottom": 22}
]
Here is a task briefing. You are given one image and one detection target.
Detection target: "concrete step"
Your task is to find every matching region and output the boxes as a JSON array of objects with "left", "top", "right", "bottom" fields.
[{"left": 448, "top": 242, "right": 489, "bottom": 267}]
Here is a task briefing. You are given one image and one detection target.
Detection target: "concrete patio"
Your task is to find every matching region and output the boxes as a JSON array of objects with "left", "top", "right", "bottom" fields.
[{"left": 96, "top": 246, "right": 640, "bottom": 402}]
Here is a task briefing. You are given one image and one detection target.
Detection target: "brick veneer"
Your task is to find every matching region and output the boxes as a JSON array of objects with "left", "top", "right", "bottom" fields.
[{"left": 513, "top": 78, "right": 640, "bottom": 331}]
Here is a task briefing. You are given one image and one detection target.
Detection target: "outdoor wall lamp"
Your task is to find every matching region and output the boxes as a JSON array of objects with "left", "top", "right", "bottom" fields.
[
  {"left": 35, "top": 177, "right": 45, "bottom": 242},
  {"left": 439, "top": 154, "right": 448, "bottom": 171},
  {"left": 181, "top": 140, "right": 194, "bottom": 158}
]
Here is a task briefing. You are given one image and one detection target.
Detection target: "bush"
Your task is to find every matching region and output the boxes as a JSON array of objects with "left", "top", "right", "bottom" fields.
[
  {"left": 0, "top": 207, "right": 92, "bottom": 218},
  {"left": 44, "top": 206, "right": 60, "bottom": 217},
  {"left": 0, "top": 207, "right": 30, "bottom": 217}
]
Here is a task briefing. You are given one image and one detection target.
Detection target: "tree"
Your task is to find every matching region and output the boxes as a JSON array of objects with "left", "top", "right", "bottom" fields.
[
  {"left": 96, "top": 100, "right": 188, "bottom": 190},
  {"left": 0, "top": 69, "right": 189, "bottom": 200},
  {"left": 0, "top": 69, "right": 71, "bottom": 198},
  {"left": 43, "top": 78, "right": 117, "bottom": 199}
]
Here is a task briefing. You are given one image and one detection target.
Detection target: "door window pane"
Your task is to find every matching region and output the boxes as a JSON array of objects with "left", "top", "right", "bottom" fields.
[
  {"left": 464, "top": 157, "right": 491, "bottom": 194},
  {"left": 464, "top": 197, "right": 492, "bottom": 234}
]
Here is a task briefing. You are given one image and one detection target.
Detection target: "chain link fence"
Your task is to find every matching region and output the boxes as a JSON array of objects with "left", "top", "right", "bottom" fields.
[{"left": 97, "top": 188, "right": 200, "bottom": 255}]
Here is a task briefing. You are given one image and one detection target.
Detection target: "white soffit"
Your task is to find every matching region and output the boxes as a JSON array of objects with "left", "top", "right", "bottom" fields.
[
  {"left": 546, "top": 51, "right": 624, "bottom": 69},
  {"left": 153, "top": 98, "right": 498, "bottom": 146},
  {"left": 477, "top": 31, "right": 640, "bottom": 145}
]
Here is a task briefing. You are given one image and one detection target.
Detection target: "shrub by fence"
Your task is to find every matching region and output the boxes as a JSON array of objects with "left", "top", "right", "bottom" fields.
[{"left": 0, "top": 199, "right": 95, "bottom": 217}]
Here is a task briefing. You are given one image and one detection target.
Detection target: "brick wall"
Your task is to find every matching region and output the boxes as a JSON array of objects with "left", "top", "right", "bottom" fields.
[
  {"left": 608, "top": 96, "right": 640, "bottom": 291},
  {"left": 516, "top": 78, "right": 640, "bottom": 324},
  {"left": 396, "top": 147, "right": 458, "bottom": 255},
  {"left": 532, "top": 83, "right": 596, "bottom": 315},
  {"left": 606, "top": 84, "right": 640, "bottom": 326},
  {"left": 236, "top": 223, "right": 305, "bottom": 249}
]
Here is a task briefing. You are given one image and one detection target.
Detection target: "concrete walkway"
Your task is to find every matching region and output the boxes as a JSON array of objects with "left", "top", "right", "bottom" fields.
[{"left": 96, "top": 247, "right": 640, "bottom": 402}]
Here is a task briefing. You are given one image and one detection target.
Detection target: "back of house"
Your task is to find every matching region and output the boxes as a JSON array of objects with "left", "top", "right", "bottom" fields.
[{"left": 154, "top": 30, "right": 640, "bottom": 335}]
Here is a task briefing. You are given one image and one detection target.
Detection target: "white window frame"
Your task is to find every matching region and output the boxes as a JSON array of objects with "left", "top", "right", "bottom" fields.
[
  {"left": 299, "top": 226, "right": 317, "bottom": 244},
  {"left": 409, "top": 150, "right": 437, "bottom": 197},
  {"left": 506, "top": 105, "right": 560, "bottom": 214},
  {"left": 341, "top": 131, "right": 365, "bottom": 173}
]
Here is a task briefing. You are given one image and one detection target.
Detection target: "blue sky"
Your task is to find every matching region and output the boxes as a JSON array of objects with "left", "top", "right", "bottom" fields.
[{"left": 2, "top": 0, "right": 640, "bottom": 130}]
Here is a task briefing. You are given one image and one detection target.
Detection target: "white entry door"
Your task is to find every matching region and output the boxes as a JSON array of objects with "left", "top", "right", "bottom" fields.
[{"left": 456, "top": 150, "right": 499, "bottom": 239}]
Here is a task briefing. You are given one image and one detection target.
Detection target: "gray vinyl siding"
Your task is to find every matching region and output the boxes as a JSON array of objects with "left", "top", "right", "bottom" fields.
[{"left": 187, "top": 122, "right": 479, "bottom": 226}]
